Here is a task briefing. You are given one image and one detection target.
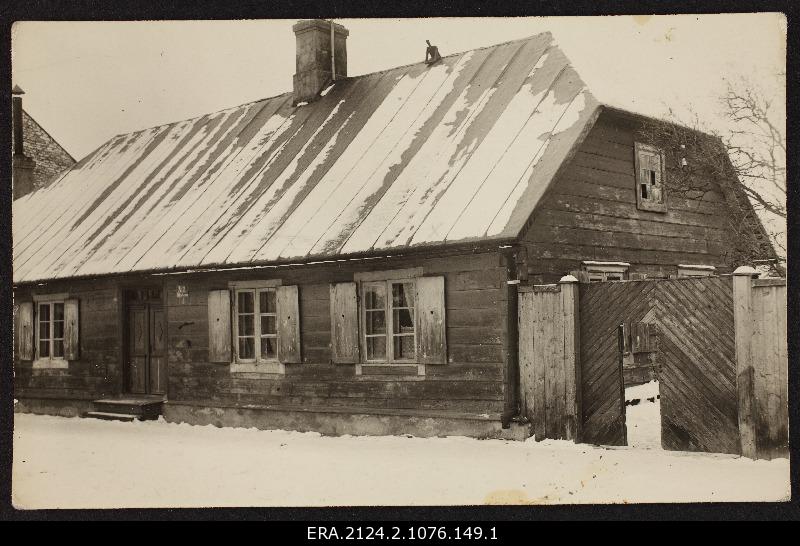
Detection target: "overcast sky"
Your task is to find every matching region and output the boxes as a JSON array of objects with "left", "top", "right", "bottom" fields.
[{"left": 12, "top": 14, "right": 786, "bottom": 161}]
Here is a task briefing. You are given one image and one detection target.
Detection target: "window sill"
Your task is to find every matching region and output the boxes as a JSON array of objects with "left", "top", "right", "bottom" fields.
[
  {"left": 32, "top": 358, "right": 69, "bottom": 370},
  {"left": 230, "top": 361, "right": 285, "bottom": 374},
  {"left": 356, "top": 363, "right": 425, "bottom": 376}
]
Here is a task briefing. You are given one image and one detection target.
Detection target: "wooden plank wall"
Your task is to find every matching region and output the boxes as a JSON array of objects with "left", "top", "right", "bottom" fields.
[
  {"left": 518, "top": 281, "right": 580, "bottom": 441},
  {"left": 521, "top": 110, "right": 742, "bottom": 283},
  {"left": 13, "top": 278, "right": 122, "bottom": 401},
  {"left": 163, "top": 250, "right": 510, "bottom": 418}
]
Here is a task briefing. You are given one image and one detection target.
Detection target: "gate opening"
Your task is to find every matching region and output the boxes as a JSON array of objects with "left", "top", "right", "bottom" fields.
[{"left": 620, "top": 322, "right": 662, "bottom": 449}]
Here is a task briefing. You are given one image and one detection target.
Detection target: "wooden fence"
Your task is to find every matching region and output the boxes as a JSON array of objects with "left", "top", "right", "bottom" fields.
[
  {"left": 518, "top": 277, "right": 581, "bottom": 441},
  {"left": 733, "top": 270, "right": 789, "bottom": 459},
  {"left": 518, "top": 267, "right": 788, "bottom": 459}
]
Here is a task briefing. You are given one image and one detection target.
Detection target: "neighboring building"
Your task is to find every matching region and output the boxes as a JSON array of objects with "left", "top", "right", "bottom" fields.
[
  {"left": 11, "top": 21, "right": 777, "bottom": 437},
  {"left": 11, "top": 86, "right": 76, "bottom": 199}
]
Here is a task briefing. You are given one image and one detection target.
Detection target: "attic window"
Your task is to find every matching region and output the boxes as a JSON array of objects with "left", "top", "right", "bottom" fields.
[
  {"left": 677, "top": 264, "right": 716, "bottom": 278},
  {"left": 634, "top": 142, "right": 667, "bottom": 213},
  {"left": 582, "top": 261, "right": 630, "bottom": 282}
]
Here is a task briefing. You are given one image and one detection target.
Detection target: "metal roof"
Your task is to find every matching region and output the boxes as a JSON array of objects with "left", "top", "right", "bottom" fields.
[{"left": 13, "top": 32, "right": 600, "bottom": 283}]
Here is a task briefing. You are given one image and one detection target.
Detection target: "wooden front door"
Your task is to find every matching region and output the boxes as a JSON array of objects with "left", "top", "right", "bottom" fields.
[{"left": 126, "top": 303, "right": 167, "bottom": 395}]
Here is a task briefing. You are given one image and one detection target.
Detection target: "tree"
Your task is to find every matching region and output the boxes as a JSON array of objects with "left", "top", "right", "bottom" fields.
[{"left": 636, "top": 79, "right": 786, "bottom": 273}]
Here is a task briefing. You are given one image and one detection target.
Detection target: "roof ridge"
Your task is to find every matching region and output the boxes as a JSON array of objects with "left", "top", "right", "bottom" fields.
[{"left": 103, "top": 32, "right": 554, "bottom": 143}]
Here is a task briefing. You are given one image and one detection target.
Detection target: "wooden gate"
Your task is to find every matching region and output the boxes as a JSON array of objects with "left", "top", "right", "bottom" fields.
[
  {"left": 578, "top": 276, "right": 740, "bottom": 453},
  {"left": 518, "top": 279, "right": 581, "bottom": 441}
]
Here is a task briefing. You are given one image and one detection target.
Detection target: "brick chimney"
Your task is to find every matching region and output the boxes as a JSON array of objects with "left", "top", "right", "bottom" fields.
[
  {"left": 12, "top": 85, "right": 36, "bottom": 200},
  {"left": 292, "top": 19, "right": 348, "bottom": 105}
]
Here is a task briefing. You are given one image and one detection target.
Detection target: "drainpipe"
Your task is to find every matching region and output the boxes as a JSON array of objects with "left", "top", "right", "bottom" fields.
[{"left": 500, "top": 245, "right": 522, "bottom": 427}]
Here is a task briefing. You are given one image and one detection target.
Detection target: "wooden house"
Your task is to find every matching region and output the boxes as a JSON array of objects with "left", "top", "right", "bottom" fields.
[{"left": 12, "top": 21, "right": 776, "bottom": 437}]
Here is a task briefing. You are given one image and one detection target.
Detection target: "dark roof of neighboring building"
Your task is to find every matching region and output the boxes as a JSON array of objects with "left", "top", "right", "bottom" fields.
[{"left": 14, "top": 32, "right": 606, "bottom": 283}]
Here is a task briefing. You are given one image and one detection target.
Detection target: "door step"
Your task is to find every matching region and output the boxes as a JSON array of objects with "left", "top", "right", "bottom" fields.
[
  {"left": 88, "top": 397, "right": 164, "bottom": 421},
  {"left": 84, "top": 411, "right": 139, "bottom": 422}
]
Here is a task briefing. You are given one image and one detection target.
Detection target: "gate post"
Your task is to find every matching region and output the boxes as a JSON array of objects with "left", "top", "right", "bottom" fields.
[
  {"left": 559, "top": 275, "right": 581, "bottom": 441},
  {"left": 732, "top": 266, "right": 758, "bottom": 458}
]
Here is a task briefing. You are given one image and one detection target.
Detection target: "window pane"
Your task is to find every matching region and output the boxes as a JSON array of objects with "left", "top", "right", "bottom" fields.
[
  {"left": 39, "top": 303, "right": 50, "bottom": 323},
  {"left": 393, "top": 308, "right": 415, "bottom": 334},
  {"left": 392, "top": 282, "right": 414, "bottom": 308},
  {"left": 239, "top": 314, "right": 255, "bottom": 336},
  {"left": 260, "top": 337, "right": 277, "bottom": 359},
  {"left": 260, "top": 290, "right": 276, "bottom": 314},
  {"left": 54, "top": 303, "right": 64, "bottom": 321},
  {"left": 261, "top": 315, "right": 277, "bottom": 335},
  {"left": 53, "top": 339, "right": 64, "bottom": 358},
  {"left": 393, "top": 335, "right": 415, "bottom": 360},
  {"left": 366, "top": 336, "right": 386, "bottom": 360},
  {"left": 40, "top": 320, "right": 50, "bottom": 341},
  {"left": 53, "top": 320, "right": 65, "bottom": 339},
  {"left": 366, "top": 310, "right": 386, "bottom": 335},
  {"left": 39, "top": 340, "right": 50, "bottom": 357},
  {"left": 364, "top": 284, "right": 386, "bottom": 310},
  {"left": 238, "top": 337, "right": 255, "bottom": 360},
  {"left": 237, "top": 291, "right": 254, "bottom": 313}
]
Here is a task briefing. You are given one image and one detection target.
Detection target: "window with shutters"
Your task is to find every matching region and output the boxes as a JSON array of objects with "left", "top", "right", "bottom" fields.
[
  {"left": 226, "top": 280, "right": 300, "bottom": 373},
  {"left": 28, "top": 294, "right": 78, "bottom": 369},
  {"left": 634, "top": 142, "right": 667, "bottom": 212},
  {"left": 348, "top": 269, "right": 447, "bottom": 374}
]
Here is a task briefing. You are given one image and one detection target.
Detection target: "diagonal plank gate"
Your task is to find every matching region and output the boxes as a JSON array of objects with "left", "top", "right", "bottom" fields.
[{"left": 518, "top": 269, "right": 788, "bottom": 459}]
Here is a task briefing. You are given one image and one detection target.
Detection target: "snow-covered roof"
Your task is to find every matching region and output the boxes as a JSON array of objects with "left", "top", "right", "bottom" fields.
[{"left": 13, "top": 32, "right": 601, "bottom": 283}]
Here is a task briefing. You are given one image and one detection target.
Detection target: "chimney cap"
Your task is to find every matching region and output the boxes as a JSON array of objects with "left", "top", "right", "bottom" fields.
[
  {"left": 293, "top": 19, "right": 349, "bottom": 37},
  {"left": 12, "top": 84, "right": 25, "bottom": 96}
]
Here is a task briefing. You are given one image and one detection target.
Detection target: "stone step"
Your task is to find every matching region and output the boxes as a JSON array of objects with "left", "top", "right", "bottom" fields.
[
  {"left": 84, "top": 411, "right": 139, "bottom": 422},
  {"left": 92, "top": 398, "right": 164, "bottom": 420}
]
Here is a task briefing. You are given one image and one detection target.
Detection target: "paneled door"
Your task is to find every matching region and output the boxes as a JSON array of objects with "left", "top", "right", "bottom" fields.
[{"left": 126, "top": 303, "right": 167, "bottom": 395}]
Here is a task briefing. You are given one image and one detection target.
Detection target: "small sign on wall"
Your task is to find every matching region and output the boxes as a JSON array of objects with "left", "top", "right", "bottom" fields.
[{"left": 176, "top": 284, "right": 189, "bottom": 305}]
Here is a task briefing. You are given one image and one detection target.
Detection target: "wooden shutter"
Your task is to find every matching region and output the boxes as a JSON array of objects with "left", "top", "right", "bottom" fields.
[
  {"left": 277, "top": 285, "right": 301, "bottom": 363},
  {"left": 18, "top": 302, "right": 34, "bottom": 361},
  {"left": 64, "top": 298, "right": 80, "bottom": 360},
  {"left": 330, "top": 282, "right": 358, "bottom": 363},
  {"left": 208, "top": 290, "right": 232, "bottom": 363},
  {"left": 415, "top": 276, "right": 447, "bottom": 365}
]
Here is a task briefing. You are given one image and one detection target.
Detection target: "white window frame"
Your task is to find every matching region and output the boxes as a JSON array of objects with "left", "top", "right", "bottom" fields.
[
  {"left": 677, "top": 264, "right": 716, "bottom": 278},
  {"left": 32, "top": 293, "right": 69, "bottom": 369},
  {"left": 359, "top": 278, "right": 418, "bottom": 365},
  {"left": 582, "top": 261, "right": 630, "bottom": 282},
  {"left": 352, "top": 268, "right": 425, "bottom": 376},
  {"left": 229, "top": 280, "right": 283, "bottom": 374}
]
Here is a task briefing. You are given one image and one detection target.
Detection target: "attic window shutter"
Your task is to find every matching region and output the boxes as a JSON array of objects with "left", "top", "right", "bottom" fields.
[
  {"left": 276, "top": 285, "right": 301, "bottom": 363},
  {"left": 415, "top": 276, "right": 447, "bottom": 365},
  {"left": 330, "top": 282, "right": 359, "bottom": 363},
  {"left": 208, "top": 290, "right": 232, "bottom": 363},
  {"left": 64, "top": 298, "right": 80, "bottom": 360},
  {"left": 17, "top": 302, "right": 34, "bottom": 361}
]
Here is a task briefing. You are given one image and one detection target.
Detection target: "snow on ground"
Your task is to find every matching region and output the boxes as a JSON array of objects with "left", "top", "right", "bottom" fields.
[
  {"left": 12, "top": 413, "right": 789, "bottom": 509},
  {"left": 625, "top": 380, "right": 662, "bottom": 450}
]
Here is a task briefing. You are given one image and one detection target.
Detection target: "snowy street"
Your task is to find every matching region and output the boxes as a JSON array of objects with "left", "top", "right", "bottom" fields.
[{"left": 11, "top": 413, "right": 789, "bottom": 508}]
